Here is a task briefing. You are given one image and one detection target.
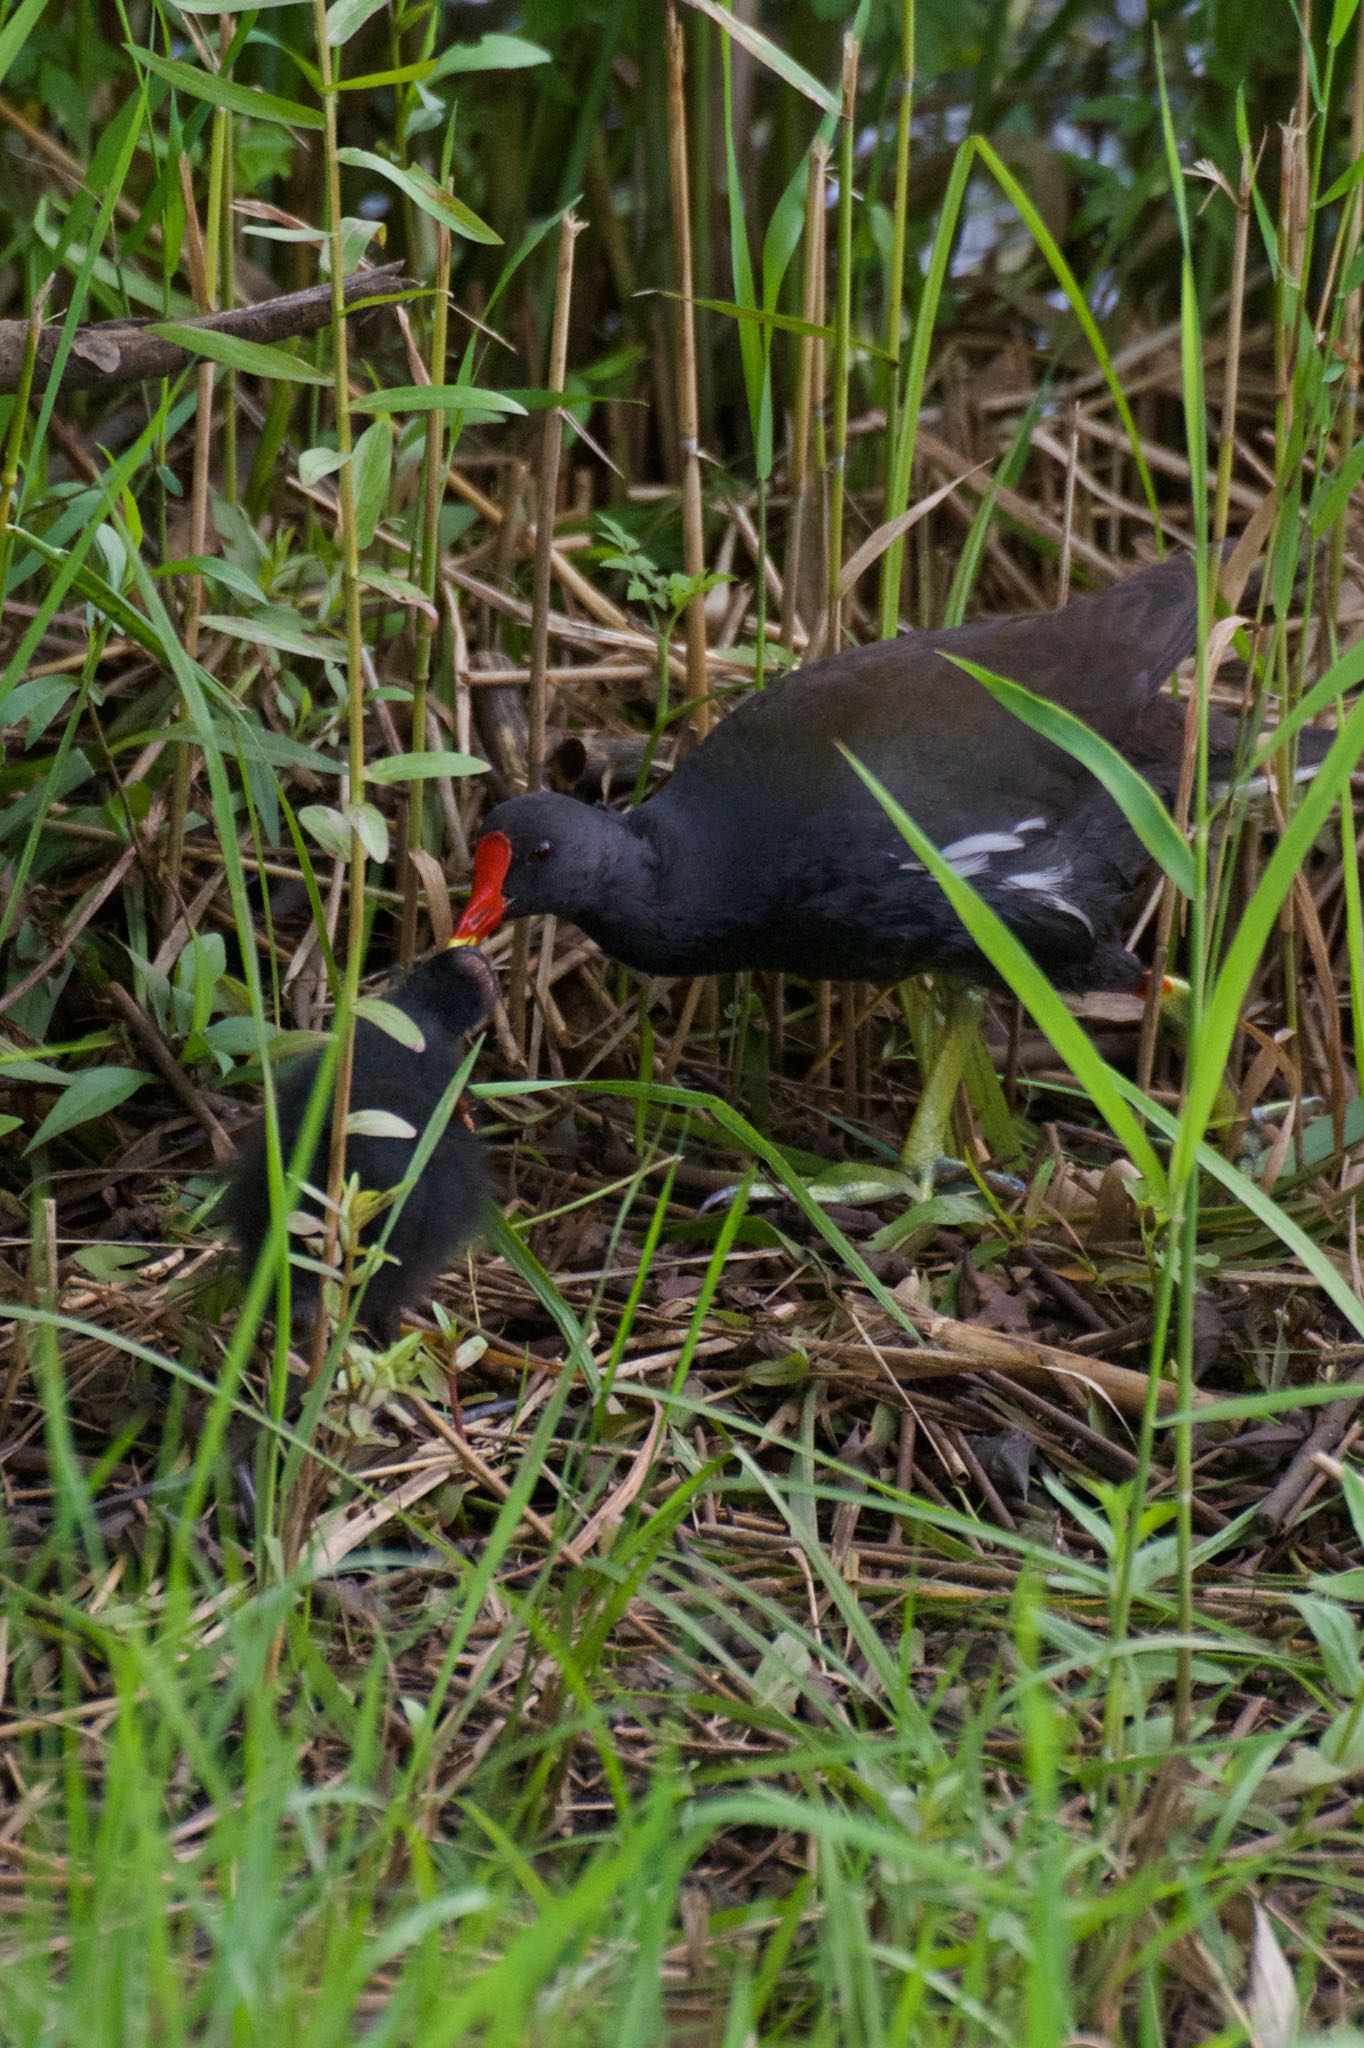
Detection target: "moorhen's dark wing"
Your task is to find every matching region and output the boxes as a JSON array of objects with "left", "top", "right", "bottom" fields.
[{"left": 634, "top": 556, "right": 1203, "bottom": 985}]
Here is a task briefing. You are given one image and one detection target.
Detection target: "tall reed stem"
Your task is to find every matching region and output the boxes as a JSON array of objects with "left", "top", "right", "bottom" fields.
[
  {"left": 666, "top": 2, "right": 710, "bottom": 739},
  {"left": 826, "top": 33, "right": 858, "bottom": 653},
  {"left": 881, "top": 0, "right": 915, "bottom": 550},
  {"left": 782, "top": 144, "right": 828, "bottom": 650},
  {"left": 306, "top": 0, "right": 369, "bottom": 1409},
  {"left": 528, "top": 214, "right": 584, "bottom": 792},
  {"left": 400, "top": 211, "right": 453, "bottom": 966}
]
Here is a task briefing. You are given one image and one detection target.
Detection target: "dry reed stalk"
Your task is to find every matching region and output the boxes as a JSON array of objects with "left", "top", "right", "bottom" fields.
[
  {"left": 528, "top": 213, "right": 585, "bottom": 794},
  {"left": 783, "top": 143, "right": 829, "bottom": 650},
  {"left": 161, "top": 156, "right": 215, "bottom": 937},
  {"left": 1057, "top": 400, "right": 1080, "bottom": 604},
  {"left": 825, "top": 33, "right": 859, "bottom": 654},
  {"left": 1212, "top": 152, "right": 1253, "bottom": 545},
  {"left": 665, "top": 2, "right": 711, "bottom": 739},
  {"left": 399, "top": 208, "right": 453, "bottom": 965}
]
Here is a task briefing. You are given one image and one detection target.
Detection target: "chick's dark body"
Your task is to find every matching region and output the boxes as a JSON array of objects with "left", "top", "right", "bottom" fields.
[{"left": 226, "top": 947, "right": 497, "bottom": 1342}]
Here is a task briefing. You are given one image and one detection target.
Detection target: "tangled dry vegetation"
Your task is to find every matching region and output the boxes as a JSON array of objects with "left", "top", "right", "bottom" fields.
[{"left": 3, "top": 4, "right": 1364, "bottom": 2036}]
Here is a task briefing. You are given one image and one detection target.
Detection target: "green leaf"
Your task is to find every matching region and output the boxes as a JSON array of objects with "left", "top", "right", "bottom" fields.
[
  {"left": 1343, "top": 1463, "right": 1364, "bottom": 1551},
  {"left": 325, "top": 0, "right": 388, "bottom": 44},
  {"left": 353, "top": 383, "right": 524, "bottom": 416},
  {"left": 170, "top": 0, "right": 306, "bottom": 10},
  {"left": 1292, "top": 1593, "right": 1362, "bottom": 1697},
  {"left": 1309, "top": 1568, "right": 1364, "bottom": 1602},
  {"left": 869, "top": 1191, "right": 988, "bottom": 1255},
  {"left": 1, "top": 1051, "right": 67, "bottom": 1084},
  {"left": 130, "top": 47, "right": 324, "bottom": 128},
  {"left": 974, "top": 135, "right": 1160, "bottom": 529},
  {"left": 201, "top": 611, "right": 347, "bottom": 662},
  {"left": 1329, "top": 0, "right": 1362, "bottom": 45},
  {"left": 26, "top": 1066, "right": 147, "bottom": 1152},
  {"left": 345, "top": 1109, "right": 416, "bottom": 1139},
  {"left": 351, "top": 419, "right": 392, "bottom": 549},
  {"left": 7, "top": 525, "right": 163, "bottom": 655},
  {"left": 0, "top": 1113, "right": 20, "bottom": 1140},
  {"left": 682, "top": 0, "right": 839, "bottom": 114},
  {"left": 366, "top": 750, "right": 487, "bottom": 783},
  {"left": 219, "top": 724, "right": 343, "bottom": 776},
  {"left": 72, "top": 1243, "right": 150, "bottom": 1279},
  {"left": 354, "top": 997, "right": 426, "bottom": 1050},
  {"left": 1311, "top": 435, "right": 1364, "bottom": 536},
  {"left": 0, "top": 0, "right": 48, "bottom": 90},
  {"left": 653, "top": 291, "right": 889, "bottom": 360},
  {"left": 298, "top": 444, "right": 352, "bottom": 486},
  {"left": 427, "top": 33, "right": 551, "bottom": 77},
  {"left": 947, "top": 655, "right": 1197, "bottom": 896},
  {"left": 160, "top": 554, "right": 265, "bottom": 604},
  {"left": 345, "top": 800, "right": 389, "bottom": 863},
  {"left": 298, "top": 804, "right": 351, "bottom": 859},
  {"left": 2, "top": 675, "right": 78, "bottom": 744},
  {"left": 147, "top": 320, "right": 330, "bottom": 385},
  {"left": 1171, "top": 694, "right": 1364, "bottom": 1188},
  {"left": 335, "top": 148, "right": 500, "bottom": 243},
  {"left": 1316, "top": 154, "right": 1364, "bottom": 209},
  {"left": 337, "top": 61, "right": 438, "bottom": 91},
  {"left": 356, "top": 568, "right": 439, "bottom": 616}
]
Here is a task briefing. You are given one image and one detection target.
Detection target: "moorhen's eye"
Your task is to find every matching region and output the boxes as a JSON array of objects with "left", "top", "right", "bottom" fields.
[{"left": 531, "top": 838, "right": 554, "bottom": 861}]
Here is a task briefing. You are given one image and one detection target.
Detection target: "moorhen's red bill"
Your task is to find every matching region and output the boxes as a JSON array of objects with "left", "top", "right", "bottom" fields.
[
  {"left": 226, "top": 945, "right": 498, "bottom": 1343},
  {"left": 455, "top": 553, "right": 1316, "bottom": 990}
]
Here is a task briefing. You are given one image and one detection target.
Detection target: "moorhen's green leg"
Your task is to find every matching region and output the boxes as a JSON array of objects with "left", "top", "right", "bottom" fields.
[{"left": 898, "top": 982, "right": 984, "bottom": 1194}]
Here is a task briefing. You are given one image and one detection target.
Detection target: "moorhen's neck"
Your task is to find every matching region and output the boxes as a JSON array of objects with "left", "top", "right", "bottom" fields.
[{"left": 555, "top": 809, "right": 685, "bottom": 973}]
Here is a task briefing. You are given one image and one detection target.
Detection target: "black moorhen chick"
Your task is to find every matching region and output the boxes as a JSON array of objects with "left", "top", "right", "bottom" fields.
[
  {"left": 226, "top": 943, "right": 498, "bottom": 1342},
  {"left": 453, "top": 553, "right": 1317, "bottom": 1171}
]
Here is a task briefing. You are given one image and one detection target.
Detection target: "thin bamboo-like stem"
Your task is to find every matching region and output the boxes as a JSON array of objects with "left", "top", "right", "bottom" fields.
[
  {"left": 0, "top": 276, "right": 50, "bottom": 590},
  {"left": 826, "top": 34, "right": 858, "bottom": 653},
  {"left": 782, "top": 144, "right": 828, "bottom": 651},
  {"left": 400, "top": 211, "right": 453, "bottom": 967},
  {"left": 162, "top": 154, "right": 215, "bottom": 937},
  {"left": 880, "top": 0, "right": 915, "bottom": 557},
  {"left": 1331, "top": 14, "right": 1364, "bottom": 1091},
  {"left": 305, "top": 0, "right": 370, "bottom": 1414},
  {"left": 1138, "top": 151, "right": 1251, "bottom": 1097},
  {"left": 516, "top": 212, "right": 585, "bottom": 1078},
  {"left": 528, "top": 212, "right": 584, "bottom": 793},
  {"left": 666, "top": 2, "right": 710, "bottom": 738},
  {"left": 214, "top": 14, "right": 237, "bottom": 506},
  {"left": 1057, "top": 400, "right": 1079, "bottom": 604},
  {"left": 1212, "top": 154, "right": 1251, "bottom": 545}
]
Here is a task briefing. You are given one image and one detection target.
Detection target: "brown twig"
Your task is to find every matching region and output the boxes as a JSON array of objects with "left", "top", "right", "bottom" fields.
[{"left": 0, "top": 263, "right": 415, "bottom": 395}]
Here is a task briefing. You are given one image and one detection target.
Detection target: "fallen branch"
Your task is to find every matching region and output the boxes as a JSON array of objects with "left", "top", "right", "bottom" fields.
[
  {"left": 806, "top": 1309, "right": 1209, "bottom": 1421},
  {"left": 0, "top": 262, "right": 416, "bottom": 395}
]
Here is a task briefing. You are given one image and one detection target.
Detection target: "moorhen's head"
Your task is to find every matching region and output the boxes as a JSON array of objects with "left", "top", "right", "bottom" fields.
[
  {"left": 456, "top": 792, "right": 635, "bottom": 938},
  {"left": 397, "top": 939, "right": 500, "bottom": 1041}
]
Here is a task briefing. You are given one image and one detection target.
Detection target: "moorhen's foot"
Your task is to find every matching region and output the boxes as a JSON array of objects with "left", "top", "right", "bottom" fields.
[
  {"left": 899, "top": 984, "right": 985, "bottom": 1189},
  {"left": 905, "top": 1155, "right": 969, "bottom": 1202}
]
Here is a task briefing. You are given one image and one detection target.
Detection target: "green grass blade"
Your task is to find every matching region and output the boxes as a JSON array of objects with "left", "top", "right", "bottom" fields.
[
  {"left": 948, "top": 655, "right": 1197, "bottom": 894},
  {"left": 839, "top": 749, "right": 1169, "bottom": 1198}
]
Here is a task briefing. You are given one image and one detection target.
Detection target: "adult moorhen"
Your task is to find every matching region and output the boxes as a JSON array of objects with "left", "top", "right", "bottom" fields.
[
  {"left": 453, "top": 553, "right": 1313, "bottom": 1168},
  {"left": 226, "top": 943, "right": 498, "bottom": 1342}
]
